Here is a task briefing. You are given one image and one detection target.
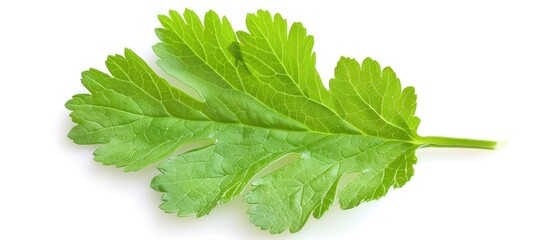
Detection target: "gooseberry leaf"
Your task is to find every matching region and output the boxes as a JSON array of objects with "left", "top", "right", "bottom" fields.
[{"left": 66, "top": 9, "right": 499, "bottom": 233}]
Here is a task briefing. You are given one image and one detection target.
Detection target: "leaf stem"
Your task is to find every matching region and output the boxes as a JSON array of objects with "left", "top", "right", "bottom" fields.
[{"left": 418, "top": 136, "right": 503, "bottom": 150}]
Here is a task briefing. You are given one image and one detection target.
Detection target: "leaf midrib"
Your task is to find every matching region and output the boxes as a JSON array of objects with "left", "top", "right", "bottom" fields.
[{"left": 77, "top": 98, "right": 424, "bottom": 148}]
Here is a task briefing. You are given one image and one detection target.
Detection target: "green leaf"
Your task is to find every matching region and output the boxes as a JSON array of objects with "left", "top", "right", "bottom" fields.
[{"left": 67, "top": 9, "right": 500, "bottom": 233}]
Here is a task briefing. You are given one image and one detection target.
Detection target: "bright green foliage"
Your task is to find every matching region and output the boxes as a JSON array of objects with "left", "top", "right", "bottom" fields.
[{"left": 67, "top": 9, "right": 499, "bottom": 233}]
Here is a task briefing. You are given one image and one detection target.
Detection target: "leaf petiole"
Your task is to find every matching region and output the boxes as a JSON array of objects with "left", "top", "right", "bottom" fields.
[{"left": 418, "top": 136, "right": 504, "bottom": 150}]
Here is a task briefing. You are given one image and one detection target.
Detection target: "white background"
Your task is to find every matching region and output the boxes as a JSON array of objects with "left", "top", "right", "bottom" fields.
[{"left": 1, "top": 0, "right": 548, "bottom": 239}]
